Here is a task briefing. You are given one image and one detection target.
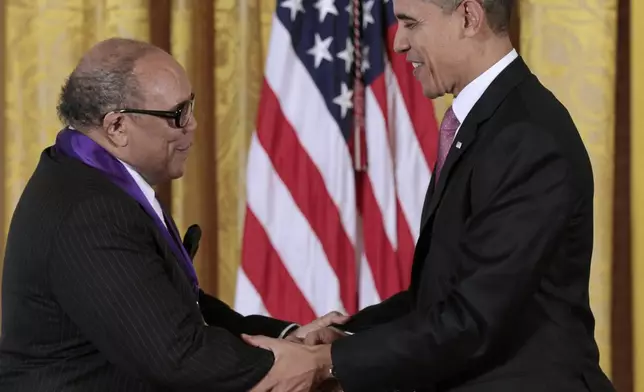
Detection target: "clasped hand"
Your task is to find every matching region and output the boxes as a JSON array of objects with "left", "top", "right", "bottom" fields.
[{"left": 243, "top": 312, "right": 350, "bottom": 392}]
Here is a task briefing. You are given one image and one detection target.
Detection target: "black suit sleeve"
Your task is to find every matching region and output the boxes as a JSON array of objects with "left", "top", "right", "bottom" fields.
[
  {"left": 338, "top": 291, "right": 412, "bottom": 333},
  {"left": 180, "top": 224, "right": 294, "bottom": 339},
  {"left": 330, "top": 123, "right": 577, "bottom": 391},
  {"left": 49, "top": 195, "right": 274, "bottom": 392},
  {"left": 198, "top": 290, "right": 293, "bottom": 338}
]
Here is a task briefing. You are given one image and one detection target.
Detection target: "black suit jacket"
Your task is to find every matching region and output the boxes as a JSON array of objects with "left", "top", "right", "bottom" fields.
[
  {"left": 0, "top": 146, "right": 291, "bottom": 391},
  {"left": 330, "top": 58, "right": 615, "bottom": 392}
]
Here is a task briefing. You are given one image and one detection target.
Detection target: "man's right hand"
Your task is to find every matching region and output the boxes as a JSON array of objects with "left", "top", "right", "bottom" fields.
[
  {"left": 243, "top": 335, "right": 333, "bottom": 392},
  {"left": 303, "top": 325, "right": 348, "bottom": 345}
]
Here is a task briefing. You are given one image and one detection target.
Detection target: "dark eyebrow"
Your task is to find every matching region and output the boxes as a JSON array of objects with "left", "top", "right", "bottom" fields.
[{"left": 395, "top": 13, "right": 417, "bottom": 21}]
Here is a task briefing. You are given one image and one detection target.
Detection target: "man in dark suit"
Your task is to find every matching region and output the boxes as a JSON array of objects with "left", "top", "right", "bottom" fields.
[
  {"left": 0, "top": 37, "right": 345, "bottom": 391},
  {"left": 243, "top": 0, "right": 618, "bottom": 391}
]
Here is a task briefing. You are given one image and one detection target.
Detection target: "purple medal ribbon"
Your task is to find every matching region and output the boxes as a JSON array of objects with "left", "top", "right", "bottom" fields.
[{"left": 54, "top": 127, "right": 199, "bottom": 295}]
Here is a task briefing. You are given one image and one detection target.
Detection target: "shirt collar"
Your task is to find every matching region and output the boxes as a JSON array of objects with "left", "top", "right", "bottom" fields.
[
  {"left": 452, "top": 49, "right": 519, "bottom": 124},
  {"left": 118, "top": 159, "right": 157, "bottom": 206}
]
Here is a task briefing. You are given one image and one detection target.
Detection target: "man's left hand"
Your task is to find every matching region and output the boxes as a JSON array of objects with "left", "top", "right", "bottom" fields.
[{"left": 286, "top": 311, "right": 349, "bottom": 342}]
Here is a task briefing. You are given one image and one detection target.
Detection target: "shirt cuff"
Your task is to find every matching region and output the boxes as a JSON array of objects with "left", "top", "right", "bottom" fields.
[{"left": 278, "top": 323, "right": 300, "bottom": 339}]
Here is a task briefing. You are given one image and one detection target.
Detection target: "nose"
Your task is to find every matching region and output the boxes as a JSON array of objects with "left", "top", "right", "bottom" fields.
[{"left": 393, "top": 25, "right": 410, "bottom": 53}]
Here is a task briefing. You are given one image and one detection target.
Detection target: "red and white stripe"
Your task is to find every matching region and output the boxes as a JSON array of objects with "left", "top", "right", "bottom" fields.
[{"left": 234, "top": 15, "right": 437, "bottom": 323}]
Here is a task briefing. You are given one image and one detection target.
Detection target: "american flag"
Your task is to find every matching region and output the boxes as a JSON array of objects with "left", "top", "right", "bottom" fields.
[{"left": 234, "top": 0, "right": 437, "bottom": 323}]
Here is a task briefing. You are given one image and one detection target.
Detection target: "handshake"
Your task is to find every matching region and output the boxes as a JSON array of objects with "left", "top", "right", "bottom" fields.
[
  {"left": 243, "top": 311, "right": 350, "bottom": 392},
  {"left": 183, "top": 228, "right": 347, "bottom": 391}
]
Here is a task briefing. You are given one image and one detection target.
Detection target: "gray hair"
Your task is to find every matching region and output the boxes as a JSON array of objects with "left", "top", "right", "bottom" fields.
[
  {"left": 56, "top": 38, "right": 157, "bottom": 130},
  {"left": 433, "top": 0, "right": 514, "bottom": 33}
]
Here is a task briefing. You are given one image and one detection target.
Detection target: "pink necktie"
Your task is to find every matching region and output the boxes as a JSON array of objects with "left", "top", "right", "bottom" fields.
[{"left": 435, "top": 106, "right": 460, "bottom": 181}]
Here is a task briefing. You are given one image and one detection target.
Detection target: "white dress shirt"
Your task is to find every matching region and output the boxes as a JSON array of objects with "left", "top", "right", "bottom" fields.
[
  {"left": 118, "top": 160, "right": 167, "bottom": 228},
  {"left": 452, "top": 49, "right": 518, "bottom": 135}
]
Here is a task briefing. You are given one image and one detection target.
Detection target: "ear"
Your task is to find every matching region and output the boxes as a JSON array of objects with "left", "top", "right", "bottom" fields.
[
  {"left": 102, "top": 111, "right": 129, "bottom": 147},
  {"left": 459, "top": 0, "right": 485, "bottom": 37}
]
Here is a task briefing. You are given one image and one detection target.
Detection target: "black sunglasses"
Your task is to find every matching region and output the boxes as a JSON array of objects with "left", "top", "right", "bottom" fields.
[{"left": 108, "top": 93, "right": 195, "bottom": 128}]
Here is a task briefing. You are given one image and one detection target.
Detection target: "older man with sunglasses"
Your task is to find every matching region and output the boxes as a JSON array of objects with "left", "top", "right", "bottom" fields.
[{"left": 0, "top": 37, "right": 345, "bottom": 392}]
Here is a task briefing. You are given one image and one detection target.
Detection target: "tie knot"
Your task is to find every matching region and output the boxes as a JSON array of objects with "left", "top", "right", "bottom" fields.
[{"left": 440, "top": 106, "right": 460, "bottom": 135}]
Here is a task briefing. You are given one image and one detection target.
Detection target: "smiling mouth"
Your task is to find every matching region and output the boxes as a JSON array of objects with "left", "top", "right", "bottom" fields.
[
  {"left": 176, "top": 144, "right": 192, "bottom": 152},
  {"left": 412, "top": 62, "right": 423, "bottom": 68}
]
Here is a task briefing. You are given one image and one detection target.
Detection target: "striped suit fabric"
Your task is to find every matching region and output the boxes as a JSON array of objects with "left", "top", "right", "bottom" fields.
[{"left": 0, "top": 146, "right": 290, "bottom": 391}]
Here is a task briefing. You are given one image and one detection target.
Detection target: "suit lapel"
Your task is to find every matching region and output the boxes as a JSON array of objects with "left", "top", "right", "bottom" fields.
[
  {"left": 157, "top": 201, "right": 187, "bottom": 258},
  {"left": 417, "top": 56, "right": 533, "bottom": 235},
  {"left": 419, "top": 121, "right": 478, "bottom": 231},
  {"left": 419, "top": 174, "right": 436, "bottom": 224}
]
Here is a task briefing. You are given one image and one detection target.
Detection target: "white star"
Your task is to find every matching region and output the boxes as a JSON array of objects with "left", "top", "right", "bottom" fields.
[
  {"left": 333, "top": 82, "right": 354, "bottom": 118},
  {"left": 363, "top": 0, "right": 375, "bottom": 28},
  {"left": 281, "top": 0, "right": 304, "bottom": 22},
  {"left": 345, "top": 3, "right": 352, "bottom": 15},
  {"left": 314, "top": 0, "right": 338, "bottom": 23},
  {"left": 361, "top": 46, "right": 371, "bottom": 72},
  {"left": 337, "top": 38, "right": 354, "bottom": 73},
  {"left": 307, "top": 34, "right": 334, "bottom": 68}
]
